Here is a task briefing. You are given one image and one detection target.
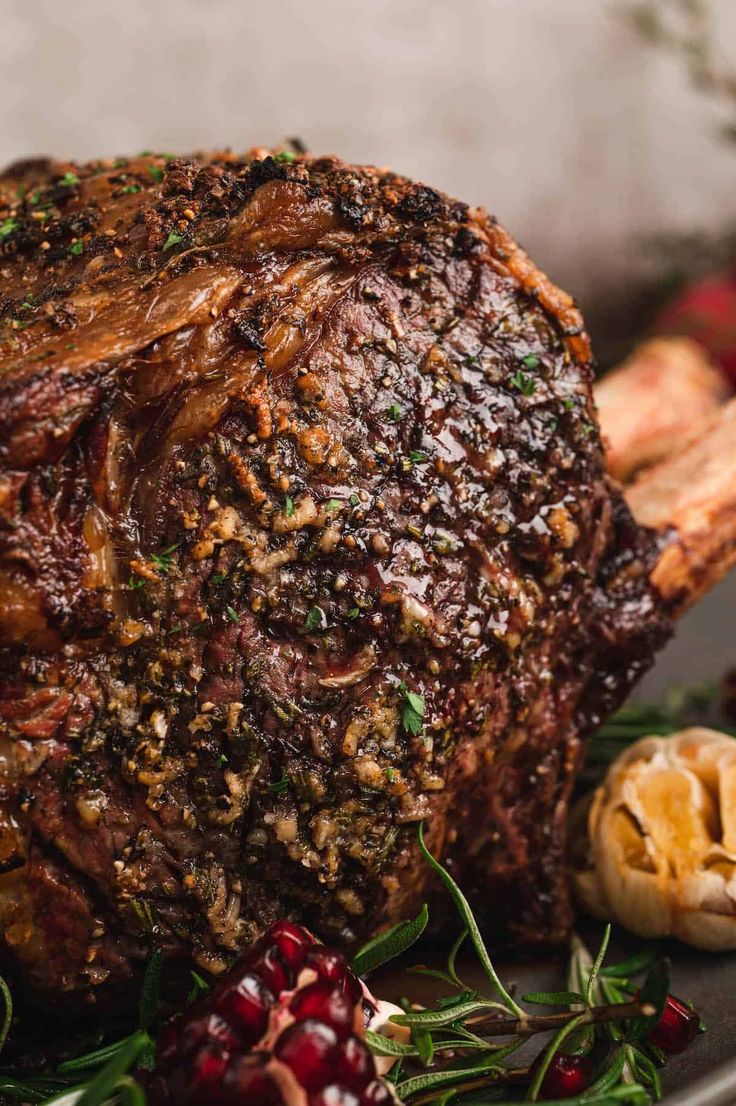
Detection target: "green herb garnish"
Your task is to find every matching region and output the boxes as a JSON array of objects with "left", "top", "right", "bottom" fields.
[
  {"left": 226, "top": 605, "right": 238, "bottom": 622},
  {"left": 59, "top": 171, "right": 80, "bottom": 188},
  {"left": 305, "top": 606, "right": 325, "bottom": 632},
  {"left": 69, "top": 241, "right": 84, "bottom": 256},
  {"left": 150, "top": 542, "right": 180, "bottom": 574},
  {"left": 285, "top": 495, "right": 294, "bottom": 517},
  {"left": 399, "top": 681, "right": 425, "bottom": 735},
  {"left": 510, "top": 369, "right": 536, "bottom": 396},
  {"left": 163, "top": 231, "right": 184, "bottom": 251},
  {"left": 268, "top": 769, "right": 289, "bottom": 793},
  {"left": 0, "top": 218, "right": 19, "bottom": 241}
]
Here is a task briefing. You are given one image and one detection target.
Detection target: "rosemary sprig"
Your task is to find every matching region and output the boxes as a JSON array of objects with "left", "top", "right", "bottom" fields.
[
  {"left": 0, "top": 828, "right": 697, "bottom": 1106},
  {"left": 351, "top": 904, "right": 429, "bottom": 977}
]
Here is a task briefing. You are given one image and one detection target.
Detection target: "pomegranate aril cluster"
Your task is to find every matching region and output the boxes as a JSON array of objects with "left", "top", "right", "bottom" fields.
[{"left": 151, "top": 920, "right": 394, "bottom": 1106}]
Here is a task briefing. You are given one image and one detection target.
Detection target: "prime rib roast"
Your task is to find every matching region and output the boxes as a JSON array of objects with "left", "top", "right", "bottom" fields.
[{"left": 0, "top": 147, "right": 732, "bottom": 1010}]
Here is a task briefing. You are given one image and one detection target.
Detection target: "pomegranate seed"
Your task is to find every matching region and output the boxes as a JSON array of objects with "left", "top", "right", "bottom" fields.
[
  {"left": 305, "top": 947, "right": 362, "bottom": 1003},
  {"left": 222, "top": 1052, "right": 281, "bottom": 1106},
  {"left": 290, "top": 981, "right": 354, "bottom": 1037},
  {"left": 335, "top": 1035, "right": 376, "bottom": 1090},
  {"left": 215, "top": 972, "right": 274, "bottom": 1045},
  {"left": 305, "top": 947, "right": 349, "bottom": 982},
  {"left": 311, "top": 1086, "right": 360, "bottom": 1106},
  {"left": 360, "top": 1081, "right": 395, "bottom": 1106},
  {"left": 161, "top": 1040, "right": 231, "bottom": 1104},
  {"left": 244, "top": 943, "right": 293, "bottom": 993},
  {"left": 157, "top": 1012, "right": 239, "bottom": 1065},
  {"left": 275, "top": 1018, "right": 339, "bottom": 1092},
  {"left": 647, "top": 994, "right": 700, "bottom": 1053},
  {"left": 266, "top": 920, "right": 315, "bottom": 971},
  {"left": 530, "top": 1052, "right": 594, "bottom": 1100}
]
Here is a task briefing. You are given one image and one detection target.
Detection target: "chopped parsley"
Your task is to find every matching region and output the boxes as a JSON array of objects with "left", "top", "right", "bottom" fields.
[
  {"left": 347, "top": 607, "right": 360, "bottom": 619},
  {"left": 274, "top": 150, "right": 296, "bottom": 163},
  {"left": 147, "top": 165, "right": 164, "bottom": 182},
  {"left": 563, "top": 397, "right": 575, "bottom": 411},
  {"left": 69, "top": 241, "right": 84, "bottom": 256},
  {"left": 211, "top": 572, "right": 227, "bottom": 584},
  {"left": 268, "top": 769, "right": 289, "bottom": 793},
  {"left": 128, "top": 575, "right": 146, "bottom": 591},
  {"left": 349, "top": 494, "right": 359, "bottom": 507},
  {"left": 510, "top": 370, "right": 535, "bottom": 396},
  {"left": 386, "top": 767, "right": 396, "bottom": 782},
  {"left": 522, "top": 354, "right": 540, "bottom": 369},
  {"left": 163, "top": 231, "right": 184, "bottom": 251},
  {"left": 388, "top": 402, "right": 402, "bottom": 422},
  {"left": 399, "top": 681, "right": 426, "bottom": 736},
  {"left": 284, "top": 495, "right": 294, "bottom": 517},
  {"left": 409, "top": 450, "right": 428, "bottom": 464},
  {"left": 218, "top": 754, "right": 229, "bottom": 767},
  {"left": 150, "top": 542, "right": 180, "bottom": 574},
  {"left": 226, "top": 605, "right": 239, "bottom": 622},
  {"left": 121, "top": 184, "right": 141, "bottom": 194},
  {"left": 325, "top": 498, "right": 342, "bottom": 511},
  {"left": 0, "top": 218, "right": 19, "bottom": 241},
  {"left": 59, "top": 171, "right": 80, "bottom": 188},
  {"left": 305, "top": 606, "right": 326, "bottom": 632}
]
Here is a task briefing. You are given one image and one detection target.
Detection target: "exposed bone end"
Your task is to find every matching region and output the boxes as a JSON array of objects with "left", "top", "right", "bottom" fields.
[
  {"left": 595, "top": 337, "right": 728, "bottom": 482},
  {"left": 626, "top": 396, "right": 736, "bottom": 613}
]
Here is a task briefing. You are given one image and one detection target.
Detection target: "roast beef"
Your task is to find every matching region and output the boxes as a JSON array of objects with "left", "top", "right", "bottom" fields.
[{"left": 0, "top": 148, "right": 671, "bottom": 1006}]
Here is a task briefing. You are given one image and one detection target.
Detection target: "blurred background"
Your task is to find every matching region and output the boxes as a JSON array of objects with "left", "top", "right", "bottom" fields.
[{"left": 4, "top": 0, "right": 736, "bottom": 697}]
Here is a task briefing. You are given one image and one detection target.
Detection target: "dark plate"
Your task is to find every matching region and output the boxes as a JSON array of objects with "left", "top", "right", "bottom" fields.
[{"left": 373, "top": 927, "right": 736, "bottom": 1104}]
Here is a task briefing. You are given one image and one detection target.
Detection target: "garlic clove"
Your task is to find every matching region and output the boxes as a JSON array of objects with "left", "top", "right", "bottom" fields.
[{"left": 570, "top": 727, "right": 736, "bottom": 951}]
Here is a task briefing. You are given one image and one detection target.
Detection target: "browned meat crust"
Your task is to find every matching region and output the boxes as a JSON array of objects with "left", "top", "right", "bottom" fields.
[{"left": 0, "top": 148, "right": 670, "bottom": 1005}]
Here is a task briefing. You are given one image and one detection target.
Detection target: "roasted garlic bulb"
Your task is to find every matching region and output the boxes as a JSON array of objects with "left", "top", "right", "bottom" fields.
[{"left": 571, "top": 727, "right": 736, "bottom": 950}]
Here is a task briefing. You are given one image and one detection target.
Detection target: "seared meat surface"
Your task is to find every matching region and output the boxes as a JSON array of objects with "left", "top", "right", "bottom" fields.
[{"left": 0, "top": 149, "right": 669, "bottom": 1005}]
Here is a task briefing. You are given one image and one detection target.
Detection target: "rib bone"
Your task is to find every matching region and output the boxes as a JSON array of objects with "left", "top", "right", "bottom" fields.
[
  {"left": 626, "top": 396, "right": 736, "bottom": 612},
  {"left": 595, "top": 337, "right": 728, "bottom": 482}
]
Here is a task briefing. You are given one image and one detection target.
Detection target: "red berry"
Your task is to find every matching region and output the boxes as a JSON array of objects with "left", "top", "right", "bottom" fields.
[
  {"left": 290, "top": 980, "right": 354, "bottom": 1036},
  {"left": 216, "top": 972, "right": 274, "bottom": 1045},
  {"left": 530, "top": 1052, "right": 594, "bottom": 1100},
  {"left": 222, "top": 1053, "right": 281, "bottom": 1106},
  {"left": 360, "top": 1081, "right": 395, "bottom": 1106},
  {"left": 335, "top": 1035, "right": 376, "bottom": 1090},
  {"left": 311, "top": 1086, "right": 360, "bottom": 1106},
  {"left": 266, "top": 920, "right": 316, "bottom": 971},
  {"left": 244, "top": 943, "right": 293, "bottom": 993},
  {"left": 647, "top": 994, "right": 700, "bottom": 1054},
  {"left": 275, "top": 1018, "right": 339, "bottom": 1092}
]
